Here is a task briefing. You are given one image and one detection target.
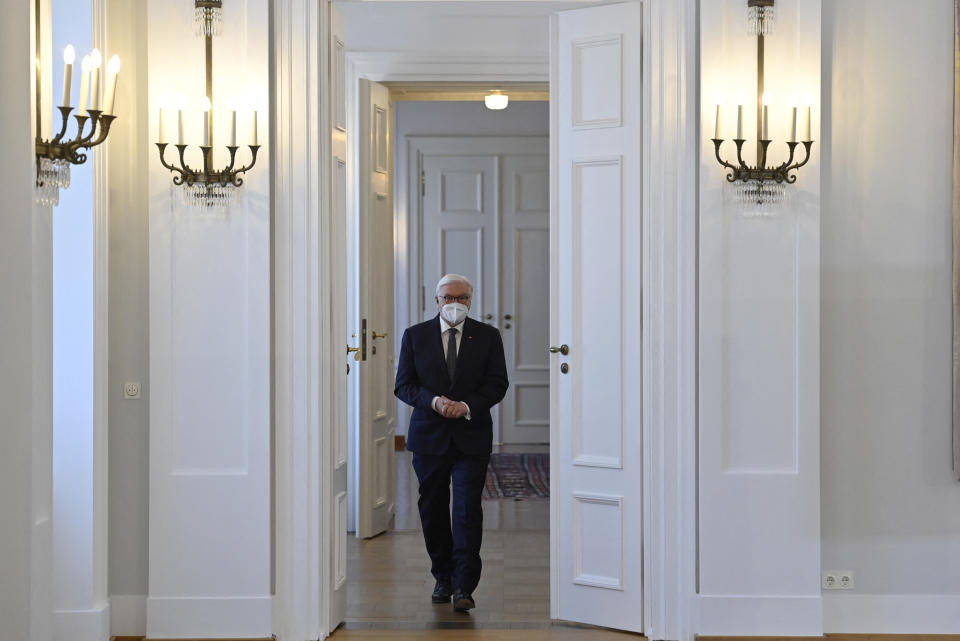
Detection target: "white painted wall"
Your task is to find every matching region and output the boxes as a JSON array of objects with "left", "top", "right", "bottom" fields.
[
  {"left": 698, "top": 0, "right": 822, "bottom": 635},
  {"left": 145, "top": 0, "right": 271, "bottom": 637},
  {"left": 0, "top": 1, "right": 53, "bottom": 640},
  {"left": 396, "top": 100, "right": 548, "bottom": 137},
  {"left": 338, "top": 1, "right": 556, "bottom": 56},
  {"left": 821, "top": 0, "right": 960, "bottom": 632},
  {"left": 106, "top": 0, "right": 150, "bottom": 633}
]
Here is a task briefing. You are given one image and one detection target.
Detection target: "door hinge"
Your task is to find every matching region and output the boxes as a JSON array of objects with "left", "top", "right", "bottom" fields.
[
  {"left": 422, "top": 286, "right": 426, "bottom": 312},
  {"left": 421, "top": 170, "right": 425, "bottom": 197}
]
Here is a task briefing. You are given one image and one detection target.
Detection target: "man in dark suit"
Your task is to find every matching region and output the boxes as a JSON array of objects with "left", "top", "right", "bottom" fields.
[{"left": 394, "top": 273, "right": 508, "bottom": 613}]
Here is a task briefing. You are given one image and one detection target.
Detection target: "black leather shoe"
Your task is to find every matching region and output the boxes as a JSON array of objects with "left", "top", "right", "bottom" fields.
[
  {"left": 432, "top": 580, "right": 452, "bottom": 603},
  {"left": 452, "top": 592, "right": 475, "bottom": 612}
]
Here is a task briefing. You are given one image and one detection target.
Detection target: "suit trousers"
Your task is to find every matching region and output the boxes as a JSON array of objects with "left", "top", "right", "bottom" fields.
[{"left": 411, "top": 442, "right": 490, "bottom": 595}]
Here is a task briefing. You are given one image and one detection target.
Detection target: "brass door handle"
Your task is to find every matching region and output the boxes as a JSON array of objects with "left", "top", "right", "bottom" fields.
[
  {"left": 548, "top": 344, "right": 570, "bottom": 355},
  {"left": 346, "top": 345, "right": 361, "bottom": 361},
  {"left": 372, "top": 331, "right": 388, "bottom": 340},
  {"left": 484, "top": 313, "right": 494, "bottom": 320}
]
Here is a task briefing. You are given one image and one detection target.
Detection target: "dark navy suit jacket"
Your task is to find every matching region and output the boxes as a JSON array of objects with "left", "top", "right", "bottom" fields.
[{"left": 395, "top": 315, "right": 509, "bottom": 455}]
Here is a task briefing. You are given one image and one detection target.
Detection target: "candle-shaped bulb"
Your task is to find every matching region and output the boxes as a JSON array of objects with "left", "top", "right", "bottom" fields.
[
  {"left": 804, "top": 93, "right": 812, "bottom": 141},
  {"left": 735, "top": 92, "right": 745, "bottom": 139},
  {"left": 761, "top": 92, "right": 770, "bottom": 140},
  {"left": 251, "top": 110, "right": 258, "bottom": 146},
  {"left": 89, "top": 48, "right": 103, "bottom": 111},
  {"left": 61, "top": 45, "right": 76, "bottom": 107},
  {"left": 103, "top": 54, "right": 122, "bottom": 115},
  {"left": 77, "top": 55, "right": 92, "bottom": 116},
  {"left": 789, "top": 104, "right": 798, "bottom": 143},
  {"left": 713, "top": 93, "right": 724, "bottom": 139},
  {"left": 202, "top": 96, "right": 212, "bottom": 146}
]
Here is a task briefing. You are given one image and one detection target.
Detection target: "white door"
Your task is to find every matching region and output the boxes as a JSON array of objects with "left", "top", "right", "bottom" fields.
[
  {"left": 328, "top": 3, "right": 348, "bottom": 631},
  {"left": 356, "top": 78, "right": 396, "bottom": 539},
  {"left": 500, "top": 152, "right": 550, "bottom": 445},
  {"left": 552, "top": 2, "right": 643, "bottom": 632},
  {"left": 420, "top": 152, "right": 498, "bottom": 325}
]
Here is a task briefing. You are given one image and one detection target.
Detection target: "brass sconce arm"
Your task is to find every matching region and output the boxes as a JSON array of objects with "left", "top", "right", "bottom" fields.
[
  {"left": 712, "top": 137, "right": 815, "bottom": 186},
  {"left": 36, "top": 108, "right": 118, "bottom": 184},
  {"left": 156, "top": 143, "right": 261, "bottom": 188}
]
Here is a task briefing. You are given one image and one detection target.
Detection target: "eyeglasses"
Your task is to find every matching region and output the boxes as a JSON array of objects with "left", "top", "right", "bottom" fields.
[{"left": 438, "top": 294, "right": 471, "bottom": 304}]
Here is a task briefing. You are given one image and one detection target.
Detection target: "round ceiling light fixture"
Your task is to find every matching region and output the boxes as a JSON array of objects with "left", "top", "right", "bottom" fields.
[{"left": 484, "top": 90, "right": 509, "bottom": 110}]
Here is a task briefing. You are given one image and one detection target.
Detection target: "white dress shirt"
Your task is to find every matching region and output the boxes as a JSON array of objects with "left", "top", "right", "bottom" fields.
[{"left": 432, "top": 317, "right": 471, "bottom": 419}]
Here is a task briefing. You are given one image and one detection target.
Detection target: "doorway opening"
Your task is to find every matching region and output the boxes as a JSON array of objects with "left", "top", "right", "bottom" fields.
[
  {"left": 345, "top": 92, "right": 553, "bottom": 628},
  {"left": 326, "top": 0, "right": 646, "bottom": 635}
]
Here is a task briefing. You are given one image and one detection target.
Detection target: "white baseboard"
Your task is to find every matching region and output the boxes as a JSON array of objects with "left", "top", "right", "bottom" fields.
[
  {"left": 698, "top": 595, "right": 823, "bottom": 636},
  {"left": 53, "top": 603, "right": 110, "bottom": 641},
  {"left": 824, "top": 594, "right": 960, "bottom": 634},
  {"left": 146, "top": 596, "right": 272, "bottom": 638},
  {"left": 110, "top": 595, "right": 146, "bottom": 637}
]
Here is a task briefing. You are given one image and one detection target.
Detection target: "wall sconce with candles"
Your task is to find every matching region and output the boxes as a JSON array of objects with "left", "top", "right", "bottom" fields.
[
  {"left": 710, "top": 0, "right": 815, "bottom": 206},
  {"left": 155, "top": 0, "right": 260, "bottom": 207},
  {"left": 34, "top": 0, "right": 122, "bottom": 206}
]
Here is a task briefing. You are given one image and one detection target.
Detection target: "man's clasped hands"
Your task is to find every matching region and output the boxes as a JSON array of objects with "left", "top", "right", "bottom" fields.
[{"left": 435, "top": 396, "right": 468, "bottom": 419}]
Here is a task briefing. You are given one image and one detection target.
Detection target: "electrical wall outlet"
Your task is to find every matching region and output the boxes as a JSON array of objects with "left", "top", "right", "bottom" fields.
[
  {"left": 123, "top": 381, "right": 142, "bottom": 399},
  {"left": 823, "top": 570, "right": 855, "bottom": 590},
  {"left": 838, "top": 571, "right": 855, "bottom": 590}
]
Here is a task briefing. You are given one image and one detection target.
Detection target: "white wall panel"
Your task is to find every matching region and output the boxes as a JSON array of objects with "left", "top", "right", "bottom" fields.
[
  {"left": 698, "top": 0, "right": 822, "bottom": 635},
  {"left": 720, "top": 214, "right": 799, "bottom": 473},
  {"left": 146, "top": 0, "right": 270, "bottom": 636}
]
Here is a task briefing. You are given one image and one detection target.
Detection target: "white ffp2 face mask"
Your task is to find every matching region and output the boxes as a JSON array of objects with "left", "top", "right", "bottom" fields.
[{"left": 441, "top": 302, "right": 468, "bottom": 325}]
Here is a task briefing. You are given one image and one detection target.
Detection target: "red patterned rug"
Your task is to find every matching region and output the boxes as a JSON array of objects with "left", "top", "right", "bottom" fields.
[{"left": 482, "top": 453, "right": 549, "bottom": 500}]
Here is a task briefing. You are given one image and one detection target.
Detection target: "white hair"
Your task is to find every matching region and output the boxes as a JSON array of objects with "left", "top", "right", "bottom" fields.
[{"left": 435, "top": 273, "right": 474, "bottom": 297}]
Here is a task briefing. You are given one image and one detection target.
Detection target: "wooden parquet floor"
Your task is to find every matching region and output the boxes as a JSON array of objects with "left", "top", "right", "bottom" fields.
[
  {"left": 337, "top": 451, "right": 630, "bottom": 636},
  {"left": 335, "top": 451, "right": 641, "bottom": 638},
  {"left": 346, "top": 530, "right": 550, "bottom": 626}
]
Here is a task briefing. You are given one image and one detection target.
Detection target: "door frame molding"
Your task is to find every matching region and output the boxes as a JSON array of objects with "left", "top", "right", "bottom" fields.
[
  {"left": 272, "top": 0, "right": 332, "bottom": 638},
  {"left": 636, "top": 2, "right": 698, "bottom": 640},
  {"left": 272, "top": 1, "right": 699, "bottom": 639}
]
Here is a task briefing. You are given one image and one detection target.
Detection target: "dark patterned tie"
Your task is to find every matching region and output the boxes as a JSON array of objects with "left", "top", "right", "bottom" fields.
[{"left": 446, "top": 328, "right": 458, "bottom": 382}]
